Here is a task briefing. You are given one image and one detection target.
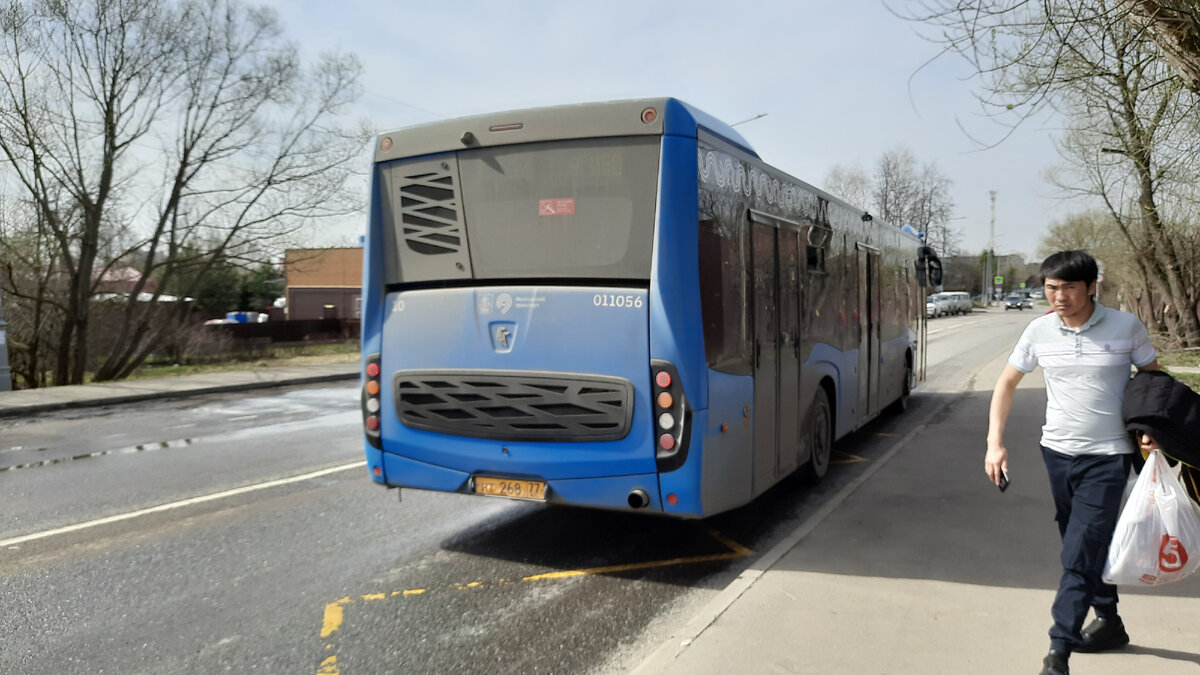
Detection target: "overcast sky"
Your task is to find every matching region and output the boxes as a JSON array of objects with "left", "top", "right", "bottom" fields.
[{"left": 268, "top": 0, "right": 1073, "bottom": 261}]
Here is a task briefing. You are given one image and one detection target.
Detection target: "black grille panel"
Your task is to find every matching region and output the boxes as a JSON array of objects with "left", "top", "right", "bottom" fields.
[
  {"left": 393, "top": 370, "right": 634, "bottom": 442},
  {"left": 399, "top": 170, "right": 463, "bottom": 255}
]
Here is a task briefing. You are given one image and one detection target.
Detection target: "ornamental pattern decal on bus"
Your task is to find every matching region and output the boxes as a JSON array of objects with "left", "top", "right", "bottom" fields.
[{"left": 698, "top": 149, "right": 827, "bottom": 222}]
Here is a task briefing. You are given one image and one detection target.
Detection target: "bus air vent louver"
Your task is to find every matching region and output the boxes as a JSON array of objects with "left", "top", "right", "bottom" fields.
[
  {"left": 393, "top": 370, "right": 634, "bottom": 442},
  {"left": 399, "top": 170, "right": 462, "bottom": 255}
]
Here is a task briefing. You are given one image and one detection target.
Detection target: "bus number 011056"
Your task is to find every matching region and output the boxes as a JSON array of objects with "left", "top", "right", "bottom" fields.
[{"left": 593, "top": 294, "right": 643, "bottom": 308}]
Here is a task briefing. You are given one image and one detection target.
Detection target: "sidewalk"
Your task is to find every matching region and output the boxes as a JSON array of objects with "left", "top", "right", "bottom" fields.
[
  {"left": 0, "top": 362, "right": 359, "bottom": 418},
  {"left": 631, "top": 352, "right": 1200, "bottom": 674}
]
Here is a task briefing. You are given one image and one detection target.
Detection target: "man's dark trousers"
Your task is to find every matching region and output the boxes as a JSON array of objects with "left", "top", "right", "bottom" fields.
[{"left": 1040, "top": 446, "right": 1132, "bottom": 655}]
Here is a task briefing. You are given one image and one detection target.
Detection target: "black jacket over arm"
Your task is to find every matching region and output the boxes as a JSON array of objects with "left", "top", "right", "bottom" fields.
[{"left": 1123, "top": 370, "right": 1200, "bottom": 467}]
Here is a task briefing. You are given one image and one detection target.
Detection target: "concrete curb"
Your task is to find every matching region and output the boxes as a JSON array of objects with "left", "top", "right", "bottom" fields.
[{"left": 0, "top": 370, "right": 359, "bottom": 419}]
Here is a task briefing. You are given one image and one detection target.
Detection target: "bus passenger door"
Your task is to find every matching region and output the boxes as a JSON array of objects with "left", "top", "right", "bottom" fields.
[
  {"left": 751, "top": 223, "right": 778, "bottom": 494},
  {"left": 856, "top": 245, "right": 881, "bottom": 418},
  {"left": 777, "top": 230, "right": 801, "bottom": 476}
]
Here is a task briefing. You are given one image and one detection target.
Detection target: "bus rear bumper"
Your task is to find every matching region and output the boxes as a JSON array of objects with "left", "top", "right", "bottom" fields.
[{"left": 369, "top": 448, "right": 673, "bottom": 514}]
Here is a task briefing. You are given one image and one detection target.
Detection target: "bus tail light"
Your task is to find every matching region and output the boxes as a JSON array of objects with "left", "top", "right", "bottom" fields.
[
  {"left": 651, "top": 359, "right": 691, "bottom": 473},
  {"left": 362, "top": 353, "right": 383, "bottom": 449}
]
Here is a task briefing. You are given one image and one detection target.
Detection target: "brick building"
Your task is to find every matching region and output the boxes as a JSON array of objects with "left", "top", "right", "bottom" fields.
[{"left": 284, "top": 247, "right": 362, "bottom": 320}]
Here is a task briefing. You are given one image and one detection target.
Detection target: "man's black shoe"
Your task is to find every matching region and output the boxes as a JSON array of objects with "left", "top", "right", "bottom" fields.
[
  {"left": 1039, "top": 650, "right": 1069, "bottom": 675},
  {"left": 1075, "top": 615, "right": 1130, "bottom": 653}
]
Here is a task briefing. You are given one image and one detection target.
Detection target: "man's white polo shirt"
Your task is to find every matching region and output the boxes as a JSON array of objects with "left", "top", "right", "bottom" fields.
[{"left": 1008, "top": 302, "right": 1156, "bottom": 456}]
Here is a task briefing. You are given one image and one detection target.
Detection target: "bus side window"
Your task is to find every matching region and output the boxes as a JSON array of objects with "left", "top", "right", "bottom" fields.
[{"left": 698, "top": 218, "right": 752, "bottom": 375}]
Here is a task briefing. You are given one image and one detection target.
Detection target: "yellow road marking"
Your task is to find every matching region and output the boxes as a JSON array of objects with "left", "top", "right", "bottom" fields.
[
  {"left": 829, "top": 451, "right": 868, "bottom": 465},
  {"left": 316, "top": 655, "right": 338, "bottom": 675},
  {"left": 320, "top": 597, "right": 350, "bottom": 638},
  {"left": 707, "top": 528, "right": 752, "bottom": 557},
  {"left": 315, "top": 527, "right": 752, "bottom": 674},
  {"left": 523, "top": 549, "right": 745, "bottom": 581}
]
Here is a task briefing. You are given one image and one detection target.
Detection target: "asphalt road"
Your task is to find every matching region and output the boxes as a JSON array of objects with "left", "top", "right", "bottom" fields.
[{"left": 0, "top": 310, "right": 1031, "bottom": 674}]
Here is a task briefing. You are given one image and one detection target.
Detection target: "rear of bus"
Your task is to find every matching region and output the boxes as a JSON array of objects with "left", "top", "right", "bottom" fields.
[{"left": 359, "top": 99, "right": 713, "bottom": 516}]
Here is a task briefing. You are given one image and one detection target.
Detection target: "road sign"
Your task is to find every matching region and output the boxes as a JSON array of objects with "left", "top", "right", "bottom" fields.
[{"left": 993, "top": 275, "right": 1004, "bottom": 285}]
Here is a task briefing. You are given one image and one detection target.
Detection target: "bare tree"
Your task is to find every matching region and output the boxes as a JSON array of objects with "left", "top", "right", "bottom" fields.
[
  {"left": 0, "top": 193, "right": 62, "bottom": 387},
  {"left": 1037, "top": 210, "right": 1124, "bottom": 258},
  {"left": 826, "top": 148, "right": 958, "bottom": 253},
  {"left": 871, "top": 148, "right": 958, "bottom": 253},
  {"left": 872, "top": 147, "right": 918, "bottom": 226},
  {"left": 823, "top": 163, "right": 872, "bottom": 211},
  {"left": 0, "top": 0, "right": 368, "bottom": 384},
  {"left": 1048, "top": 10, "right": 1200, "bottom": 343},
  {"left": 909, "top": 161, "right": 959, "bottom": 255},
  {"left": 1123, "top": 1, "right": 1200, "bottom": 92},
  {"left": 904, "top": 0, "right": 1200, "bottom": 344}
]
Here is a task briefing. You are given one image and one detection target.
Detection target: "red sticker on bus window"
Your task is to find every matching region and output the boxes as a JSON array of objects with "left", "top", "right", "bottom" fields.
[{"left": 538, "top": 198, "right": 575, "bottom": 216}]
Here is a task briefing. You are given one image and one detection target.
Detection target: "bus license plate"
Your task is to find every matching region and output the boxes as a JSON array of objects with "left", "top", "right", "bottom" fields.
[{"left": 474, "top": 476, "right": 547, "bottom": 501}]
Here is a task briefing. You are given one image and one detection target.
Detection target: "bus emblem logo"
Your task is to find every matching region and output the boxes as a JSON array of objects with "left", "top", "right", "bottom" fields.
[{"left": 490, "top": 322, "right": 516, "bottom": 353}]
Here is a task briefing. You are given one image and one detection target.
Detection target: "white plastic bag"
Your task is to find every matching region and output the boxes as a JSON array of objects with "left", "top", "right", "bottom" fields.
[{"left": 1103, "top": 449, "right": 1200, "bottom": 586}]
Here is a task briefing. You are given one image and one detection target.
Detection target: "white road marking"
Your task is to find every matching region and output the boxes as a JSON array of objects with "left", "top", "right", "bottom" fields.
[{"left": 0, "top": 460, "right": 365, "bottom": 549}]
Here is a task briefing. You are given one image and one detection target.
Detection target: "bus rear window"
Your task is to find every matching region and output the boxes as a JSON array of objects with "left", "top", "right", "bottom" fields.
[{"left": 382, "top": 137, "right": 660, "bottom": 285}]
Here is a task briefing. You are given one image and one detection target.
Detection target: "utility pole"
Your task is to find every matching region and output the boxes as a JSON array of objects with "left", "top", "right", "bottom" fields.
[
  {"left": 988, "top": 190, "right": 997, "bottom": 307},
  {"left": 0, "top": 287, "right": 11, "bottom": 391}
]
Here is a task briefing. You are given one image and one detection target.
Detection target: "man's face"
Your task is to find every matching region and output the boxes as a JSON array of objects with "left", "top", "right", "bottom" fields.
[{"left": 1044, "top": 277, "right": 1097, "bottom": 322}]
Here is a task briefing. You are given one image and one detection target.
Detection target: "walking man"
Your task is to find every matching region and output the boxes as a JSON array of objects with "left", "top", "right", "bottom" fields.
[{"left": 985, "top": 250, "right": 1159, "bottom": 675}]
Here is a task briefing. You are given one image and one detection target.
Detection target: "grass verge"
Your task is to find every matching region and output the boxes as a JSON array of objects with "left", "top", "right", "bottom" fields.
[{"left": 119, "top": 342, "right": 360, "bottom": 381}]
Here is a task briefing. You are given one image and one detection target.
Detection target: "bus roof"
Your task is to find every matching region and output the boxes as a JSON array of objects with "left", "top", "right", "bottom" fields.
[{"left": 372, "top": 98, "right": 759, "bottom": 163}]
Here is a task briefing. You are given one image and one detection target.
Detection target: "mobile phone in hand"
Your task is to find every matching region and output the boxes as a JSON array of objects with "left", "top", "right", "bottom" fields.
[{"left": 998, "top": 471, "right": 1010, "bottom": 492}]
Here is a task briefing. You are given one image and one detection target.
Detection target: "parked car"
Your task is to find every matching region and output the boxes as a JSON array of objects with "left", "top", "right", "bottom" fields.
[
  {"left": 934, "top": 291, "right": 972, "bottom": 315},
  {"left": 926, "top": 300, "right": 938, "bottom": 318},
  {"left": 1003, "top": 294, "right": 1027, "bottom": 311},
  {"left": 926, "top": 294, "right": 950, "bottom": 318}
]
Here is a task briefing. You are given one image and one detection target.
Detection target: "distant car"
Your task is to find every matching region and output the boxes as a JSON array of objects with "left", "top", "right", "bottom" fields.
[
  {"left": 926, "top": 294, "right": 950, "bottom": 318},
  {"left": 1003, "top": 294, "right": 1026, "bottom": 311},
  {"left": 926, "top": 301, "right": 938, "bottom": 318}
]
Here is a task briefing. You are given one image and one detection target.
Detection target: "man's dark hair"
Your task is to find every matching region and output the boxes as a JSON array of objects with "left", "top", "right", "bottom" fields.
[{"left": 1040, "top": 250, "right": 1098, "bottom": 285}]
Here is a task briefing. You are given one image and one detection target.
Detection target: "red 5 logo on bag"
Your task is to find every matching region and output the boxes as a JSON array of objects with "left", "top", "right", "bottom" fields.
[{"left": 1159, "top": 534, "right": 1189, "bottom": 573}]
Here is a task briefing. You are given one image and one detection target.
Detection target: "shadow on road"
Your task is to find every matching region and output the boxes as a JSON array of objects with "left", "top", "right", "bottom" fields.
[
  {"left": 770, "top": 387, "right": 1200, "bottom": 600},
  {"left": 437, "top": 391, "right": 978, "bottom": 590}
]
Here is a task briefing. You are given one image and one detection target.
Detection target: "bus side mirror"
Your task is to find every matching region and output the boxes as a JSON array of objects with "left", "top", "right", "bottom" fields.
[
  {"left": 928, "top": 258, "right": 943, "bottom": 287},
  {"left": 915, "top": 246, "right": 943, "bottom": 288}
]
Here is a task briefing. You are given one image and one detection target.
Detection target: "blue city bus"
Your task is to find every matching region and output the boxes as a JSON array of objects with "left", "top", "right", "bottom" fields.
[{"left": 360, "top": 98, "right": 926, "bottom": 518}]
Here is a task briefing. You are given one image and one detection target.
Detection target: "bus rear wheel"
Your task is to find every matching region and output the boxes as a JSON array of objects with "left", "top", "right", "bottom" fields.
[
  {"left": 886, "top": 363, "right": 912, "bottom": 415},
  {"left": 801, "top": 388, "right": 832, "bottom": 484}
]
